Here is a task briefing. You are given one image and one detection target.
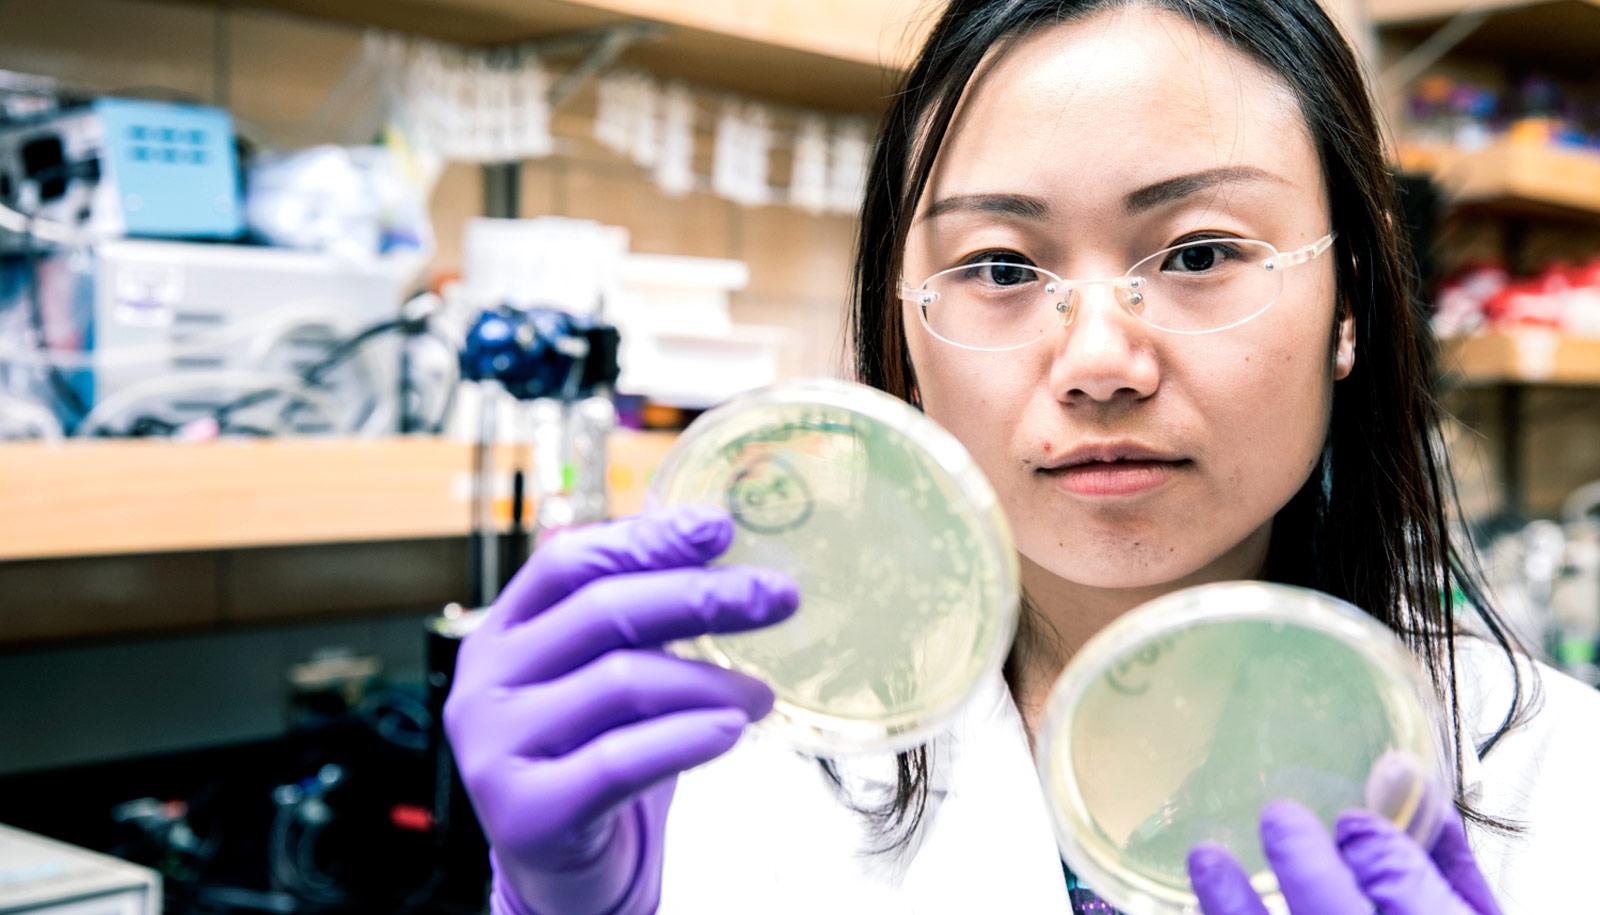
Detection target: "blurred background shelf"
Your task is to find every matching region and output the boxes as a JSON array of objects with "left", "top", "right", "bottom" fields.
[
  {"left": 1444, "top": 332, "right": 1600, "bottom": 384},
  {"left": 1398, "top": 141, "right": 1600, "bottom": 221},
  {"left": 1376, "top": 0, "right": 1600, "bottom": 518},
  {"left": 0, "top": 431, "right": 677, "bottom": 561},
  {"left": 1371, "top": 0, "right": 1600, "bottom": 76},
  {"left": 188, "top": 0, "right": 930, "bottom": 112}
]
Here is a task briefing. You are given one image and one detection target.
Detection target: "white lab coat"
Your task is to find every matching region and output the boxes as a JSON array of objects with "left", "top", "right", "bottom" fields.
[{"left": 661, "top": 637, "right": 1600, "bottom": 913}]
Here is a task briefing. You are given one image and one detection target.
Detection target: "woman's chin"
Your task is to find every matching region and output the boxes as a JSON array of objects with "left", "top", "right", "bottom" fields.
[{"left": 1020, "top": 550, "right": 1208, "bottom": 594}]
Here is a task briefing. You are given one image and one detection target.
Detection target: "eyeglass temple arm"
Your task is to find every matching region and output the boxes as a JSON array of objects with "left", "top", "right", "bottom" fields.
[
  {"left": 897, "top": 280, "right": 930, "bottom": 304},
  {"left": 1274, "top": 231, "right": 1338, "bottom": 268}
]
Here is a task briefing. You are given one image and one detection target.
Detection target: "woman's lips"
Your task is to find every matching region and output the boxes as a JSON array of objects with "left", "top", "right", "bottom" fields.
[{"left": 1042, "top": 459, "right": 1189, "bottom": 497}]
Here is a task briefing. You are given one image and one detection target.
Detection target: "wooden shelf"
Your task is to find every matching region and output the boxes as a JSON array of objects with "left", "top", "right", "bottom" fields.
[
  {"left": 1371, "top": 0, "right": 1600, "bottom": 76},
  {"left": 209, "top": 0, "right": 932, "bottom": 113},
  {"left": 1397, "top": 141, "right": 1600, "bottom": 222},
  {"left": 0, "top": 431, "right": 677, "bottom": 561},
  {"left": 1442, "top": 331, "right": 1600, "bottom": 383}
]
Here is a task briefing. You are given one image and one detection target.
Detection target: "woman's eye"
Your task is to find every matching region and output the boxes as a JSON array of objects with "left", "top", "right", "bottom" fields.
[
  {"left": 960, "top": 253, "right": 1038, "bottom": 287},
  {"left": 1161, "top": 241, "right": 1239, "bottom": 273}
]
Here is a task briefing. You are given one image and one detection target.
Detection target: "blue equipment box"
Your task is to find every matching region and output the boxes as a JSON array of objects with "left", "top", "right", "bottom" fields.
[
  {"left": 92, "top": 98, "right": 242, "bottom": 238},
  {"left": 0, "top": 97, "right": 243, "bottom": 240}
]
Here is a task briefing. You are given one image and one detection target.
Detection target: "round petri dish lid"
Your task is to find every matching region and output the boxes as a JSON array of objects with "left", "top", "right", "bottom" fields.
[
  {"left": 649, "top": 378, "right": 1020, "bottom": 756},
  {"left": 1036, "top": 581, "right": 1448, "bottom": 915}
]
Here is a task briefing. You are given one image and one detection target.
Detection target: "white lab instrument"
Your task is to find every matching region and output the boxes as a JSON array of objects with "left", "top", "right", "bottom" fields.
[{"left": 0, "top": 823, "right": 161, "bottom": 914}]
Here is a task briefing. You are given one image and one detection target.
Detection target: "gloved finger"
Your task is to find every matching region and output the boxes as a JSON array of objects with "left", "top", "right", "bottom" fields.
[
  {"left": 1259, "top": 800, "right": 1369, "bottom": 915},
  {"left": 519, "top": 650, "right": 774, "bottom": 758},
  {"left": 540, "top": 707, "right": 751, "bottom": 828},
  {"left": 496, "top": 565, "right": 799, "bottom": 684},
  {"left": 1335, "top": 810, "right": 1477, "bottom": 915},
  {"left": 491, "top": 507, "right": 735, "bottom": 628},
  {"left": 1424, "top": 811, "right": 1502, "bottom": 914},
  {"left": 1361, "top": 753, "right": 1499, "bottom": 913},
  {"left": 1363, "top": 751, "right": 1445, "bottom": 848},
  {"left": 1187, "top": 843, "right": 1272, "bottom": 915}
]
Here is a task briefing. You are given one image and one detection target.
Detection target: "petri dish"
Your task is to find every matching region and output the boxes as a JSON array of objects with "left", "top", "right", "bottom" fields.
[
  {"left": 1036, "top": 582, "right": 1447, "bottom": 915},
  {"left": 649, "top": 378, "right": 1020, "bottom": 756}
]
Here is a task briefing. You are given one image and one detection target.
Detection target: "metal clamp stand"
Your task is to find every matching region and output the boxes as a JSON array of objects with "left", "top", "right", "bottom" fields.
[{"left": 423, "top": 307, "right": 620, "bottom": 909}]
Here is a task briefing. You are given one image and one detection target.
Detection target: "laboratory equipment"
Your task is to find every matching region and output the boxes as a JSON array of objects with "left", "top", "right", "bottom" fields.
[
  {"left": 612, "top": 252, "right": 783, "bottom": 410},
  {"left": 649, "top": 378, "right": 1020, "bottom": 755},
  {"left": 458, "top": 305, "right": 621, "bottom": 604},
  {"left": 1467, "top": 482, "right": 1600, "bottom": 684},
  {"left": 1036, "top": 581, "right": 1447, "bottom": 915},
  {"left": 462, "top": 217, "right": 785, "bottom": 411},
  {"left": 0, "top": 822, "right": 161, "bottom": 914},
  {"left": 0, "top": 97, "right": 242, "bottom": 242},
  {"left": 0, "top": 239, "right": 409, "bottom": 435},
  {"left": 245, "top": 145, "right": 434, "bottom": 262},
  {"left": 1551, "top": 482, "right": 1600, "bottom": 683}
]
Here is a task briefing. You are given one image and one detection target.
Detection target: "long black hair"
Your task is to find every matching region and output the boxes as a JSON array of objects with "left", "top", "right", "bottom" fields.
[{"left": 841, "top": 0, "right": 1532, "bottom": 850}]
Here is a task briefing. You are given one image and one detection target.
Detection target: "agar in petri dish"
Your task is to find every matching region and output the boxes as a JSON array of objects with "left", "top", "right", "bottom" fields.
[
  {"left": 649, "top": 379, "right": 1020, "bottom": 756},
  {"left": 1035, "top": 582, "right": 1447, "bottom": 914}
]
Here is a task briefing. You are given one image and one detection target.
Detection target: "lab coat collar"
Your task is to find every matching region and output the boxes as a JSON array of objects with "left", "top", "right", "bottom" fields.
[
  {"left": 1458, "top": 729, "right": 1487, "bottom": 806},
  {"left": 1451, "top": 634, "right": 1527, "bottom": 807},
  {"left": 801, "top": 668, "right": 1069, "bottom": 911}
]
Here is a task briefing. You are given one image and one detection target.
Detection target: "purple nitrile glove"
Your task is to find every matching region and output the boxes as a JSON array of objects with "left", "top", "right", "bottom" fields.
[
  {"left": 1186, "top": 753, "right": 1502, "bottom": 915},
  {"left": 443, "top": 507, "right": 798, "bottom": 915}
]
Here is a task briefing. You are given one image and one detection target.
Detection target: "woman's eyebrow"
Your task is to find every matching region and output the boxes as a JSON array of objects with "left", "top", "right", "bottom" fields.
[
  {"left": 919, "top": 169, "right": 1284, "bottom": 224},
  {"left": 1123, "top": 166, "right": 1285, "bottom": 214},
  {"left": 919, "top": 193, "right": 1051, "bottom": 223}
]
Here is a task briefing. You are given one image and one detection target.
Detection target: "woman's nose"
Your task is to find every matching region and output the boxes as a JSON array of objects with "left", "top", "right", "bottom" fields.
[{"left": 1047, "top": 282, "right": 1161, "bottom": 405}]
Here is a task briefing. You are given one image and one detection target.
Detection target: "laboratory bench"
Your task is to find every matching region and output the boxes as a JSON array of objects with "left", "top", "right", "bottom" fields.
[
  {"left": 0, "top": 710, "right": 490, "bottom": 915},
  {"left": 0, "top": 431, "right": 677, "bottom": 647},
  {"left": 0, "top": 431, "right": 677, "bottom": 560}
]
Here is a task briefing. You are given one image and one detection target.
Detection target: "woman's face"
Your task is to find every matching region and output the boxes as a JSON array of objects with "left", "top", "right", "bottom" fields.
[{"left": 902, "top": 7, "right": 1353, "bottom": 592}]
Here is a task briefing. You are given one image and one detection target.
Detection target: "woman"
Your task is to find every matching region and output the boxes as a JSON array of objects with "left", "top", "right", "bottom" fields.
[{"left": 443, "top": 1, "right": 1600, "bottom": 912}]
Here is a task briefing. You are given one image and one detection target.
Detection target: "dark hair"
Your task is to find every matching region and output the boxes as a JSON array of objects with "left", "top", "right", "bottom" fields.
[{"left": 840, "top": 0, "right": 1533, "bottom": 851}]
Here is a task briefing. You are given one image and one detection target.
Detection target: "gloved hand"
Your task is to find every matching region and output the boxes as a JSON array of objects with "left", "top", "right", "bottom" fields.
[
  {"left": 443, "top": 507, "right": 798, "bottom": 915},
  {"left": 1187, "top": 754, "right": 1502, "bottom": 915}
]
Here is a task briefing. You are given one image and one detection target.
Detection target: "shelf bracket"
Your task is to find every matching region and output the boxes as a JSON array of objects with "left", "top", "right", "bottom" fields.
[
  {"left": 479, "top": 20, "right": 666, "bottom": 219},
  {"left": 544, "top": 21, "right": 666, "bottom": 110},
  {"left": 483, "top": 21, "right": 667, "bottom": 111},
  {"left": 1381, "top": 9, "right": 1493, "bottom": 89}
]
